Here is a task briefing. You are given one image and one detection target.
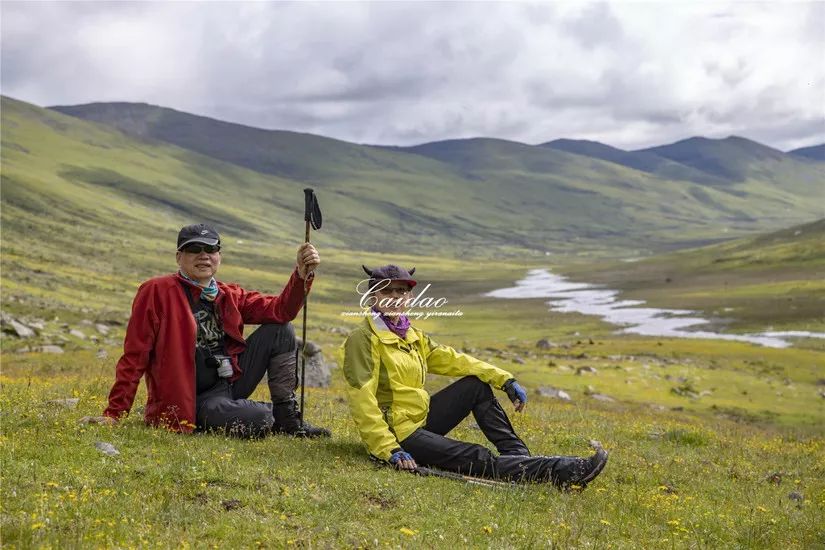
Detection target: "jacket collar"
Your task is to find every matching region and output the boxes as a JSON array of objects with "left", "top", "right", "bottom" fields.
[
  {"left": 366, "top": 313, "right": 419, "bottom": 344},
  {"left": 174, "top": 272, "right": 225, "bottom": 305}
]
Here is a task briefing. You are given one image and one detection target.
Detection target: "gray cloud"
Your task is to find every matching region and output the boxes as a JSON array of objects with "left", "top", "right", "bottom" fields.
[
  {"left": 562, "top": 2, "right": 624, "bottom": 49},
  {"left": 1, "top": 1, "right": 822, "bottom": 150}
]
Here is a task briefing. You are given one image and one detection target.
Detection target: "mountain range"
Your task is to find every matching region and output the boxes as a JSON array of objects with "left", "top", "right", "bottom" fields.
[{"left": 2, "top": 96, "right": 823, "bottom": 259}]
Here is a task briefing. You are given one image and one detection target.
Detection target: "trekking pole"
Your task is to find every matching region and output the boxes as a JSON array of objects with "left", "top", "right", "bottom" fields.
[
  {"left": 413, "top": 466, "right": 512, "bottom": 489},
  {"left": 298, "top": 188, "right": 322, "bottom": 427}
]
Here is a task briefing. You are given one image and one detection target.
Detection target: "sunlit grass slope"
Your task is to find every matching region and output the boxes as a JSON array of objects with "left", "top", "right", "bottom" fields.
[
  {"left": 563, "top": 218, "right": 825, "bottom": 333},
  {"left": 2, "top": 274, "right": 824, "bottom": 547}
]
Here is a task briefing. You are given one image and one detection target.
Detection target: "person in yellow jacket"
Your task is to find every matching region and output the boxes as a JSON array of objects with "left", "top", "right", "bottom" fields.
[{"left": 342, "top": 264, "right": 608, "bottom": 489}]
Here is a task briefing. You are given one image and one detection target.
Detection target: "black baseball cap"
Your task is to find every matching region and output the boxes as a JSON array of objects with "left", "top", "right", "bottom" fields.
[{"left": 177, "top": 223, "right": 221, "bottom": 250}]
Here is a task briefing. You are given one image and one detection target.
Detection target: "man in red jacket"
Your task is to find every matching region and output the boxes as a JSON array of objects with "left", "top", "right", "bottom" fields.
[{"left": 82, "top": 223, "right": 330, "bottom": 438}]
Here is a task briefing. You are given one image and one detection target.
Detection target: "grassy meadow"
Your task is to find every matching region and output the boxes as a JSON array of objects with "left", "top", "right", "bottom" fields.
[{"left": 2, "top": 253, "right": 824, "bottom": 548}]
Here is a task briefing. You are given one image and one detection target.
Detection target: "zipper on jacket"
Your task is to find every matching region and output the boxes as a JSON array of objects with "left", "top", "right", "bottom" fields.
[
  {"left": 400, "top": 340, "right": 425, "bottom": 386},
  {"left": 414, "top": 345, "right": 425, "bottom": 386}
]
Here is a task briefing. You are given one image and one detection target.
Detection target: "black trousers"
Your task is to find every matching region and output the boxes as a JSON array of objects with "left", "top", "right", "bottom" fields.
[
  {"left": 196, "top": 323, "right": 297, "bottom": 437},
  {"left": 400, "top": 376, "right": 582, "bottom": 483}
]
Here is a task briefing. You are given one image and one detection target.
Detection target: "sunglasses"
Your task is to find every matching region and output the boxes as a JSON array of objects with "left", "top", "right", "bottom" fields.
[
  {"left": 378, "top": 286, "right": 412, "bottom": 296},
  {"left": 182, "top": 244, "right": 221, "bottom": 254}
]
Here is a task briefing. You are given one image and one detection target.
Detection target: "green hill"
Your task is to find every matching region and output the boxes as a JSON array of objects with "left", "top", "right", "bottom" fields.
[
  {"left": 638, "top": 136, "right": 824, "bottom": 190},
  {"left": 566, "top": 218, "right": 825, "bottom": 332},
  {"left": 397, "top": 136, "right": 824, "bottom": 249},
  {"left": 51, "top": 101, "right": 824, "bottom": 252},
  {"left": 0, "top": 96, "right": 334, "bottom": 318},
  {"left": 50, "top": 102, "right": 457, "bottom": 183},
  {"left": 788, "top": 143, "right": 825, "bottom": 161},
  {"left": 540, "top": 138, "right": 723, "bottom": 184}
]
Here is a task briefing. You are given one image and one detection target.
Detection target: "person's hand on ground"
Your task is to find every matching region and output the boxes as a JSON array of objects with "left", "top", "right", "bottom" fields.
[
  {"left": 503, "top": 378, "right": 528, "bottom": 412},
  {"left": 296, "top": 243, "right": 320, "bottom": 280},
  {"left": 389, "top": 448, "right": 417, "bottom": 471}
]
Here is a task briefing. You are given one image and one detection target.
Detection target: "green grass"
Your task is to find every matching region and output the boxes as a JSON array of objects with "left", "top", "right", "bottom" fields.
[
  {"left": 2, "top": 340, "right": 824, "bottom": 547},
  {"left": 3, "top": 259, "right": 825, "bottom": 548},
  {"left": 562, "top": 219, "right": 825, "bottom": 334}
]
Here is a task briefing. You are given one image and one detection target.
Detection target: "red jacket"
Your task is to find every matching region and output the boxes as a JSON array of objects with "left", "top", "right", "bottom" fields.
[{"left": 103, "top": 270, "right": 311, "bottom": 431}]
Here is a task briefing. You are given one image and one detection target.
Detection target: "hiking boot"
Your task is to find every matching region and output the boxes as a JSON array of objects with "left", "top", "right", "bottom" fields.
[
  {"left": 272, "top": 398, "right": 331, "bottom": 438},
  {"left": 554, "top": 440, "right": 608, "bottom": 490}
]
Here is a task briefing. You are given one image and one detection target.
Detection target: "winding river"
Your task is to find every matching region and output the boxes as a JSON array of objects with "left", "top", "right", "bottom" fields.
[{"left": 486, "top": 269, "right": 825, "bottom": 349}]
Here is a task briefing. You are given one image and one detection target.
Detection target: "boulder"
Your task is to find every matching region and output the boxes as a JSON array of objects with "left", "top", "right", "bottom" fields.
[
  {"left": 38, "top": 345, "right": 64, "bottom": 354},
  {"left": 296, "top": 338, "right": 322, "bottom": 356},
  {"left": 536, "top": 387, "right": 572, "bottom": 401},
  {"left": 6, "top": 319, "right": 36, "bottom": 339},
  {"left": 95, "top": 323, "right": 111, "bottom": 336},
  {"left": 576, "top": 366, "right": 598, "bottom": 375},
  {"left": 589, "top": 393, "right": 616, "bottom": 403},
  {"left": 300, "top": 352, "right": 332, "bottom": 387},
  {"left": 304, "top": 341, "right": 322, "bottom": 356},
  {"left": 95, "top": 442, "right": 120, "bottom": 457},
  {"left": 69, "top": 329, "right": 86, "bottom": 340},
  {"left": 536, "top": 339, "right": 556, "bottom": 349}
]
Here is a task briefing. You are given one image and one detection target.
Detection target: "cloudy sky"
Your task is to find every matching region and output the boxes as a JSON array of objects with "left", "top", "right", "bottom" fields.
[{"left": 2, "top": 1, "right": 823, "bottom": 150}]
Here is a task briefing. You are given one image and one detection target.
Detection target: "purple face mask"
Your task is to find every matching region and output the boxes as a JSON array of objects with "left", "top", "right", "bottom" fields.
[{"left": 373, "top": 307, "right": 410, "bottom": 339}]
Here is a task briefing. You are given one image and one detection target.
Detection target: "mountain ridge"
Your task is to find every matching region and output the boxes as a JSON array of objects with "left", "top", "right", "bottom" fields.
[
  {"left": 788, "top": 143, "right": 825, "bottom": 161},
  {"left": 2, "top": 96, "right": 820, "bottom": 256}
]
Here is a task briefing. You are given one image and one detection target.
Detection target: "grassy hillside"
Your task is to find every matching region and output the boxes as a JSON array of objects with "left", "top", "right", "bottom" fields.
[
  {"left": 0, "top": 96, "right": 348, "bottom": 320},
  {"left": 402, "top": 137, "right": 824, "bottom": 250},
  {"left": 50, "top": 102, "right": 455, "bottom": 183},
  {"left": 639, "top": 136, "right": 824, "bottom": 192},
  {"left": 563, "top": 218, "right": 825, "bottom": 333},
  {"left": 541, "top": 138, "right": 723, "bottom": 184},
  {"left": 52, "top": 101, "right": 825, "bottom": 253},
  {"left": 4, "top": 98, "right": 535, "bottom": 263},
  {"left": 788, "top": 144, "right": 825, "bottom": 161},
  {"left": 2, "top": 260, "right": 824, "bottom": 547}
]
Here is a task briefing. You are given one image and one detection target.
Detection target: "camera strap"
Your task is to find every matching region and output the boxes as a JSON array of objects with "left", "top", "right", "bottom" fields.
[{"left": 179, "top": 281, "right": 225, "bottom": 354}]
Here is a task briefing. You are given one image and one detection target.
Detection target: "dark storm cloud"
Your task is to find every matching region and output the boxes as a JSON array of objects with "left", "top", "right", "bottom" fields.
[{"left": 1, "top": 1, "right": 822, "bottom": 150}]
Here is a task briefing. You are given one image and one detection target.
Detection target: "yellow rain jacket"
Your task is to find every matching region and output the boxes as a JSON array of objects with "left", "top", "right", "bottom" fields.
[{"left": 341, "top": 314, "right": 513, "bottom": 461}]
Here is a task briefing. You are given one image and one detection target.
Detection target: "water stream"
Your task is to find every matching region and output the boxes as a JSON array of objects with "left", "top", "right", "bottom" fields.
[{"left": 486, "top": 269, "right": 825, "bottom": 349}]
